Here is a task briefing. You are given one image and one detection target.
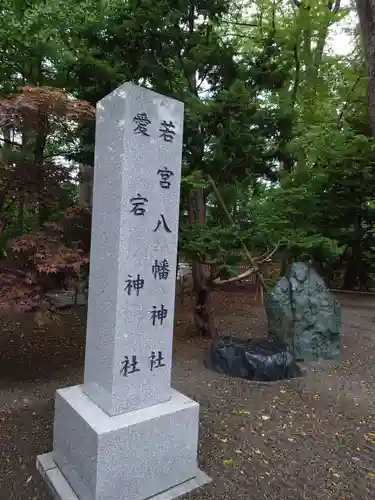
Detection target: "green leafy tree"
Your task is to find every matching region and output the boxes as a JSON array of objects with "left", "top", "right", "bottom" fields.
[
  {"left": 61, "top": 0, "right": 291, "bottom": 336},
  {"left": 2, "top": 0, "right": 374, "bottom": 332}
]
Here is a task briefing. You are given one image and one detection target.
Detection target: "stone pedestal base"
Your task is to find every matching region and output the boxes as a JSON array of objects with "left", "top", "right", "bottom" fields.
[
  {"left": 37, "top": 385, "right": 211, "bottom": 500},
  {"left": 37, "top": 453, "right": 211, "bottom": 500}
]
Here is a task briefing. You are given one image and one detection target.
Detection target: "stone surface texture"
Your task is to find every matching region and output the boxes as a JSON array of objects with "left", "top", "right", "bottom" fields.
[
  {"left": 51, "top": 386, "right": 203, "bottom": 500},
  {"left": 37, "top": 83, "right": 210, "bottom": 500},
  {"left": 266, "top": 262, "right": 341, "bottom": 361},
  {"left": 266, "top": 276, "right": 294, "bottom": 344},
  {"left": 37, "top": 453, "right": 211, "bottom": 500},
  {"left": 83, "top": 82, "right": 184, "bottom": 416}
]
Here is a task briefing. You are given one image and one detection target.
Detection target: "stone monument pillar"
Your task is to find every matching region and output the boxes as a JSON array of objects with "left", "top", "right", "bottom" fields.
[{"left": 37, "top": 82, "right": 211, "bottom": 500}]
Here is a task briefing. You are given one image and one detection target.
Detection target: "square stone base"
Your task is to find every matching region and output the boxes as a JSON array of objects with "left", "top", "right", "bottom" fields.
[
  {"left": 37, "top": 453, "right": 211, "bottom": 500},
  {"left": 37, "top": 385, "right": 211, "bottom": 500}
]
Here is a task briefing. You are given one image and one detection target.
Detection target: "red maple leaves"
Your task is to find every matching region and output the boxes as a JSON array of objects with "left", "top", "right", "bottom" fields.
[
  {"left": 0, "top": 85, "right": 94, "bottom": 317},
  {"left": 0, "top": 204, "right": 91, "bottom": 314},
  {"left": 0, "top": 85, "right": 94, "bottom": 129}
]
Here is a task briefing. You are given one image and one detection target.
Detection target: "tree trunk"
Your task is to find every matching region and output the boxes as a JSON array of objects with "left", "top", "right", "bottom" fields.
[
  {"left": 343, "top": 238, "right": 362, "bottom": 290},
  {"left": 31, "top": 114, "right": 49, "bottom": 226},
  {"left": 195, "top": 285, "right": 216, "bottom": 337},
  {"left": 356, "top": 0, "right": 375, "bottom": 136},
  {"left": 343, "top": 245, "right": 369, "bottom": 291},
  {"left": 188, "top": 188, "right": 216, "bottom": 338},
  {"left": 183, "top": 1, "right": 216, "bottom": 337},
  {"left": 79, "top": 164, "right": 93, "bottom": 205},
  {"left": 343, "top": 259, "right": 357, "bottom": 290}
]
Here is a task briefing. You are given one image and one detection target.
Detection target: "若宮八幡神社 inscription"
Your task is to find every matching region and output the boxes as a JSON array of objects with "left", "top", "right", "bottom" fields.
[{"left": 124, "top": 105, "right": 177, "bottom": 402}]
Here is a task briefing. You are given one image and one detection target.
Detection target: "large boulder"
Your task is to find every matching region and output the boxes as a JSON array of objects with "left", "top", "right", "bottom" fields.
[{"left": 265, "top": 262, "right": 341, "bottom": 362}]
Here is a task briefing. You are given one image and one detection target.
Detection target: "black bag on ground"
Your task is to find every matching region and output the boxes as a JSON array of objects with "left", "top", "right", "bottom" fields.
[{"left": 205, "top": 335, "right": 301, "bottom": 381}]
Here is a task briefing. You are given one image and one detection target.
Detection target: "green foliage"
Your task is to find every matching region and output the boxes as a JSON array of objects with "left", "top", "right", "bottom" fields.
[{"left": 1, "top": 0, "right": 374, "bottom": 306}]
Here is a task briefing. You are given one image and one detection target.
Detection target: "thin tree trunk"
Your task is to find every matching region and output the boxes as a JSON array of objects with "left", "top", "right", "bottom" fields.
[
  {"left": 79, "top": 164, "right": 93, "bottom": 205},
  {"left": 182, "top": 0, "right": 216, "bottom": 338},
  {"left": 195, "top": 286, "right": 215, "bottom": 337},
  {"left": 188, "top": 188, "right": 216, "bottom": 337},
  {"left": 343, "top": 251, "right": 360, "bottom": 289},
  {"left": 343, "top": 217, "right": 364, "bottom": 290},
  {"left": 35, "top": 124, "right": 48, "bottom": 226},
  {"left": 356, "top": 0, "right": 375, "bottom": 135},
  {"left": 0, "top": 127, "right": 12, "bottom": 231},
  {"left": 343, "top": 242, "right": 367, "bottom": 290}
]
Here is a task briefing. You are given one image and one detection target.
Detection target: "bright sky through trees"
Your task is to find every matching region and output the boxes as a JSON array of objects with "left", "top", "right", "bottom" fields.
[{"left": 328, "top": 0, "right": 357, "bottom": 55}]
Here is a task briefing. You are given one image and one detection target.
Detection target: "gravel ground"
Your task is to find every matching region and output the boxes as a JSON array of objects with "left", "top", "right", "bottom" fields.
[{"left": 0, "top": 291, "right": 375, "bottom": 500}]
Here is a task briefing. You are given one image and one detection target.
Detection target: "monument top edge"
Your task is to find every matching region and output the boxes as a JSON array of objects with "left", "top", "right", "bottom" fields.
[{"left": 97, "top": 82, "right": 184, "bottom": 107}]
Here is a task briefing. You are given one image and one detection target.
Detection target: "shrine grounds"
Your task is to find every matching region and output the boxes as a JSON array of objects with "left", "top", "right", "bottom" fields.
[{"left": 1, "top": 290, "right": 375, "bottom": 500}]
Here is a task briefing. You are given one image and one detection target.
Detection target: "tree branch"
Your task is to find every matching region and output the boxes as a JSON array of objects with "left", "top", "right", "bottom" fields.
[
  {"left": 207, "top": 174, "right": 267, "bottom": 290},
  {"left": 224, "top": 32, "right": 258, "bottom": 39},
  {"left": 337, "top": 75, "right": 362, "bottom": 125},
  {"left": 213, "top": 267, "right": 255, "bottom": 285},
  {"left": 197, "top": 258, "right": 218, "bottom": 265},
  {"left": 0, "top": 137, "right": 21, "bottom": 148},
  {"left": 196, "top": 71, "right": 210, "bottom": 91},
  {"left": 258, "top": 241, "right": 280, "bottom": 264},
  {"left": 177, "top": 48, "right": 195, "bottom": 95},
  {"left": 220, "top": 20, "right": 258, "bottom": 28},
  {"left": 329, "top": 0, "right": 341, "bottom": 13},
  {"left": 291, "top": 43, "right": 300, "bottom": 108},
  {"left": 212, "top": 241, "right": 280, "bottom": 286}
]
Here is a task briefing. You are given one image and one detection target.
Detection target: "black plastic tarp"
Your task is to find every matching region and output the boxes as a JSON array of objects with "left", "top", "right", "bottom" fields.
[{"left": 205, "top": 335, "right": 301, "bottom": 382}]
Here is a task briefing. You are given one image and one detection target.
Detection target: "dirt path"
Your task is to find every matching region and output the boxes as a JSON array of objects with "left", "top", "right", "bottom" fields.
[{"left": 1, "top": 292, "right": 375, "bottom": 499}]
